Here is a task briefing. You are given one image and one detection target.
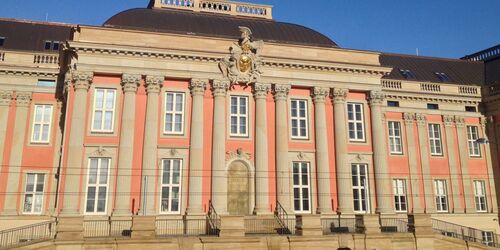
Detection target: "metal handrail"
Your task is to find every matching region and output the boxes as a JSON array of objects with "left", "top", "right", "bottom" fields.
[
  {"left": 432, "top": 218, "right": 500, "bottom": 247},
  {"left": 274, "top": 201, "right": 292, "bottom": 234},
  {"left": 0, "top": 221, "right": 56, "bottom": 250},
  {"left": 207, "top": 200, "right": 220, "bottom": 236}
]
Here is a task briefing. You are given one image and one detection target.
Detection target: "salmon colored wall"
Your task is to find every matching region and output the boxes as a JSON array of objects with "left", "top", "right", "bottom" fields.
[
  {"left": 131, "top": 80, "right": 146, "bottom": 214},
  {"left": 0, "top": 104, "right": 16, "bottom": 209},
  {"left": 266, "top": 91, "right": 276, "bottom": 211},
  {"left": 326, "top": 96, "right": 337, "bottom": 210}
]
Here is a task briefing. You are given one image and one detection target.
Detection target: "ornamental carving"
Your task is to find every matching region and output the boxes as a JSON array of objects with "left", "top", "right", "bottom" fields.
[
  {"left": 415, "top": 113, "right": 427, "bottom": 126},
  {"left": 273, "top": 84, "right": 290, "bottom": 101},
  {"left": 121, "top": 74, "right": 141, "bottom": 93},
  {"left": 15, "top": 92, "right": 32, "bottom": 107},
  {"left": 313, "top": 87, "right": 329, "bottom": 103},
  {"left": 253, "top": 83, "right": 271, "bottom": 99},
  {"left": 332, "top": 88, "right": 348, "bottom": 103},
  {"left": 189, "top": 79, "right": 207, "bottom": 96},
  {"left": 454, "top": 116, "right": 465, "bottom": 128},
  {"left": 72, "top": 71, "right": 93, "bottom": 90},
  {"left": 480, "top": 116, "right": 488, "bottom": 128},
  {"left": 226, "top": 147, "right": 251, "bottom": 161},
  {"left": 403, "top": 113, "right": 415, "bottom": 125},
  {"left": 212, "top": 80, "right": 230, "bottom": 97},
  {"left": 0, "top": 91, "right": 13, "bottom": 106},
  {"left": 219, "top": 26, "right": 263, "bottom": 86},
  {"left": 443, "top": 115, "right": 455, "bottom": 127},
  {"left": 368, "top": 91, "right": 385, "bottom": 105},
  {"left": 145, "top": 75, "right": 164, "bottom": 93}
]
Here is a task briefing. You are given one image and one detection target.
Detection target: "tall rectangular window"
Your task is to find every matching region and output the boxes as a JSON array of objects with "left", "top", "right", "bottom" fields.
[
  {"left": 161, "top": 159, "right": 182, "bottom": 213},
  {"left": 290, "top": 99, "right": 308, "bottom": 139},
  {"left": 92, "top": 89, "right": 116, "bottom": 132},
  {"left": 352, "top": 164, "right": 369, "bottom": 212},
  {"left": 434, "top": 179, "right": 448, "bottom": 212},
  {"left": 388, "top": 121, "right": 403, "bottom": 154},
  {"left": 393, "top": 179, "right": 407, "bottom": 212},
  {"left": 164, "top": 92, "right": 185, "bottom": 134},
  {"left": 482, "top": 231, "right": 494, "bottom": 247},
  {"left": 292, "top": 162, "right": 311, "bottom": 213},
  {"left": 474, "top": 180, "right": 488, "bottom": 212},
  {"left": 428, "top": 124, "right": 443, "bottom": 156},
  {"left": 467, "top": 126, "right": 481, "bottom": 157},
  {"left": 85, "top": 158, "right": 110, "bottom": 214},
  {"left": 31, "top": 104, "right": 53, "bottom": 143},
  {"left": 230, "top": 96, "right": 248, "bottom": 137},
  {"left": 23, "top": 173, "right": 45, "bottom": 214},
  {"left": 347, "top": 103, "right": 365, "bottom": 141}
]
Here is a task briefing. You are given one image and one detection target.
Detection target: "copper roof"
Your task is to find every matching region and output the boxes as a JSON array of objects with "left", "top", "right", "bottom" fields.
[
  {"left": 0, "top": 19, "right": 72, "bottom": 52},
  {"left": 380, "top": 53, "right": 484, "bottom": 85},
  {"left": 103, "top": 8, "right": 338, "bottom": 48}
]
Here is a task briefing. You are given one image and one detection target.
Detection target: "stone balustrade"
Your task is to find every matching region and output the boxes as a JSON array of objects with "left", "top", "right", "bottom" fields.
[
  {"left": 156, "top": 0, "right": 273, "bottom": 19},
  {"left": 382, "top": 79, "right": 481, "bottom": 97},
  {"left": 420, "top": 82, "right": 441, "bottom": 92},
  {"left": 33, "top": 54, "right": 59, "bottom": 64},
  {"left": 0, "top": 50, "right": 60, "bottom": 68}
]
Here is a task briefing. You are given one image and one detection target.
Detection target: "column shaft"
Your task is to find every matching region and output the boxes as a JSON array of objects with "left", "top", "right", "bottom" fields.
[
  {"left": 415, "top": 114, "right": 435, "bottom": 213},
  {"left": 0, "top": 91, "right": 13, "bottom": 181},
  {"left": 254, "top": 83, "right": 271, "bottom": 214},
  {"left": 403, "top": 113, "right": 423, "bottom": 213},
  {"left": 443, "top": 115, "right": 462, "bottom": 213},
  {"left": 274, "top": 84, "right": 291, "bottom": 212},
  {"left": 482, "top": 117, "right": 498, "bottom": 213},
  {"left": 186, "top": 79, "right": 206, "bottom": 214},
  {"left": 48, "top": 101, "right": 63, "bottom": 215},
  {"left": 455, "top": 116, "right": 474, "bottom": 212}
]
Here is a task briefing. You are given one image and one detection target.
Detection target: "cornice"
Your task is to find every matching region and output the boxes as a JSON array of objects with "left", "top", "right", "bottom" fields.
[
  {"left": 0, "top": 69, "right": 58, "bottom": 78},
  {"left": 385, "top": 93, "right": 480, "bottom": 105}
]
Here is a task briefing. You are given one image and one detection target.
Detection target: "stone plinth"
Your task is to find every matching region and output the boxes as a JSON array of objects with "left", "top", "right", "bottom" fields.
[
  {"left": 363, "top": 214, "right": 381, "bottom": 234},
  {"left": 296, "top": 215, "right": 322, "bottom": 236},
  {"left": 131, "top": 216, "right": 156, "bottom": 239},
  {"left": 411, "top": 214, "right": 435, "bottom": 249},
  {"left": 219, "top": 216, "right": 245, "bottom": 237},
  {"left": 56, "top": 216, "right": 84, "bottom": 241}
]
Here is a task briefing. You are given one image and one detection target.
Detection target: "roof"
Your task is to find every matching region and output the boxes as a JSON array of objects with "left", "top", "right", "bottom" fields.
[
  {"left": 380, "top": 53, "right": 484, "bottom": 85},
  {"left": 0, "top": 19, "right": 72, "bottom": 52},
  {"left": 103, "top": 8, "right": 338, "bottom": 48}
]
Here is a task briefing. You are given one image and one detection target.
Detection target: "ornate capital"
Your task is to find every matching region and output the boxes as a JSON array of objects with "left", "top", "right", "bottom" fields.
[
  {"left": 121, "top": 74, "right": 141, "bottom": 93},
  {"left": 454, "top": 116, "right": 465, "bottom": 128},
  {"left": 212, "top": 80, "right": 230, "bottom": 97},
  {"left": 480, "top": 116, "right": 488, "bottom": 128},
  {"left": 15, "top": 92, "right": 32, "bottom": 107},
  {"left": 312, "top": 87, "right": 329, "bottom": 103},
  {"left": 253, "top": 83, "right": 271, "bottom": 99},
  {"left": 72, "top": 71, "right": 93, "bottom": 91},
  {"left": 415, "top": 113, "right": 427, "bottom": 126},
  {"left": 368, "top": 90, "right": 385, "bottom": 105},
  {"left": 273, "top": 84, "right": 291, "bottom": 101},
  {"left": 443, "top": 115, "right": 455, "bottom": 127},
  {"left": 0, "top": 91, "right": 14, "bottom": 106},
  {"left": 190, "top": 79, "right": 208, "bottom": 96},
  {"left": 145, "top": 75, "right": 164, "bottom": 94},
  {"left": 403, "top": 112, "right": 415, "bottom": 125},
  {"left": 332, "top": 88, "right": 348, "bottom": 103}
]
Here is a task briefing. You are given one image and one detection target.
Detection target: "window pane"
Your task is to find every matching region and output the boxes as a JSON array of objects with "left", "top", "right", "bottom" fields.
[
  {"left": 24, "top": 194, "right": 33, "bottom": 212},
  {"left": 32, "top": 125, "right": 41, "bottom": 141},
  {"left": 163, "top": 160, "right": 171, "bottom": 184},
  {"left": 88, "top": 159, "right": 98, "bottom": 184},
  {"left": 86, "top": 187, "right": 96, "bottom": 212},
  {"left": 99, "top": 160, "right": 108, "bottom": 185},
  {"left": 93, "top": 111, "right": 102, "bottom": 130},
  {"left": 34, "top": 195, "right": 43, "bottom": 212},
  {"left": 35, "top": 105, "right": 43, "bottom": 122},
  {"left": 36, "top": 174, "right": 44, "bottom": 192},
  {"left": 104, "top": 111, "right": 113, "bottom": 130},
  {"left": 172, "top": 160, "right": 180, "bottom": 184},
  {"left": 175, "top": 94, "right": 183, "bottom": 112},
  {"left": 95, "top": 90, "right": 104, "bottom": 109},
  {"left": 42, "top": 125, "right": 50, "bottom": 141}
]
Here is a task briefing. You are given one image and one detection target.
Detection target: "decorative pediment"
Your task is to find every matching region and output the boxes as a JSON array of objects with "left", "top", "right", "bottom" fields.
[
  {"left": 226, "top": 147, "right": 252, "bottom": 161},
  {"left": 219, "top": 26, "right": 263, "bottom": 86}
]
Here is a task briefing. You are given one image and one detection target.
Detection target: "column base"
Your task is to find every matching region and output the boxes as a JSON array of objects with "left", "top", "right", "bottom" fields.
[
  {"left": 112, "top": 209, "right": 133, "bottom": 217},
  {"left": 59, "top": 208, "right": 80, "bottom": 215},
  {"left": 56, "top": 216, "right": 84, "bottom": 241},
  {"left": 295, "top": 215, "right": 322, "bottom": 236},
  {"left": 316, "top": 208, "right": 335, "bottom": 215},
  {"left": 219, "top": 216, "right": 245, "bottom": 237},
  {"left": 362, "top": 214, "right": 381, "bottom": 234},
  {"left": 1, "top": 209, "right": 18, "bottom": 216},
  {"left": 253, "top": 207, "right": 273, "bottom": 215},
  {"left": 186, "top": 207, "right": 205, "bottom": 216},
  {"left": 131, "top": 216, "right": 156, "bottom": 239}
]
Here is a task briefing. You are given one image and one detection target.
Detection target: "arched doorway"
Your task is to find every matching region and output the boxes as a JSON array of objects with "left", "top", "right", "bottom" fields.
[{"left": 227, "top": 161, "right": 250, "bottom": 215}]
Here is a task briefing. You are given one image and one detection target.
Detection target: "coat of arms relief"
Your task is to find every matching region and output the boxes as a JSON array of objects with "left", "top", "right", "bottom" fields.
[{"left": 219, "top": 26, "right": 263, "bottom": 85}]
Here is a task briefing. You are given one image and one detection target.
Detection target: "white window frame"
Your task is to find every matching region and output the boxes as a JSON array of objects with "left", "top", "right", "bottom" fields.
[
  {"left": 164, "top": 92, "right": 185, "bottom": 135},
  {"left": 290, "top": 99, "right": 308, "bottom": 139},
  {"left": 434, "top": 179, "right": 448, "bottom": 212},
  {"left": 91, "top": 88, "right": 116, "bottom": 133},
  {"left": 393, "top": 179, "right": 407, "bottom": 212},
  {"left": 160, "top": 159, "right": 183, "bottom": 214},
  {"left": 23, "top": 173, "right": 45, "bottom": 214},
  {"left": 482, "top": 231, "right": 494, "bottom": 246},
  {"left": 292, "top": 162, "right": 311, "bottom": 213},
  {"left": 467, "top": 126, "right": 481, "bottom": 157},
  {"left": 31, "top": 104, "right": 53, "bottom": 143},
  {"left": 229, "top": 95, "right": 249, "bottom": 137},
  {"left": 85, "top": 158, "right": 110, "bottom": 214},
  {"left": 347, "top": 103, "right": 365, "bottom": 141},
  {"left": 352, "top": 163, "right": 370, "bottom": 213},
  {"left": 428, "top": 124, "right": 443, "bottom": 156},
  {"left": 474, "top": 180, "right": 488, "bottom": 212},
  {"left": 388, "top": 121, "right": 403, "bottom": 154}
]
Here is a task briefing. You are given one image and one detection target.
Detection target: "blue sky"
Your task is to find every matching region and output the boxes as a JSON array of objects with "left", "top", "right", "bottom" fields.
[{"left": 1, "top": 0, "right": 499, "bottom": 58}]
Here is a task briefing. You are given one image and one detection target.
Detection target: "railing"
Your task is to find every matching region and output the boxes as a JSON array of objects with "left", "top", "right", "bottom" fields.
[
  {"left": 235, "top": 4, "right": 268, "bottom": 17},
  {"left": 156, "top": 217, "right": 214, "bottom": 236},
  {"left": 157, "top": 0, "right": 272, "bottom": 19},
  {"left": 33, "top": 54, "right": 59, "bottom": 64},
  {"left": 244, "top": 217, "right": 281, "bottom": 235},
  {"left": 83, "top": 218, "right": 132, "bottom": 238},
  {"left": 274, "top": 202, "right": 294, "bottom": 235},
  {"left": 0, "top": 221, "right": 56, "bottom": 250},
  {"left": 207, "top": 200, "right": 220, "bottom": 236},
  {"left": 421, "top": 83, "right": 441, "bottom": 92},
  {"left": 161, "top": 0, "right": 195, "bottom": 8},
  {"left": 321, "top": 217, "right": 357, "bottom": 234},
  {"left": 462, "top": 44, "right": 500, "bottom": 62},
  {"left": 199, "top": 0, "right": 231, "bottom": 12},
  {"left": 0, "top": 52, "right": 4, "bottom": 62},
  {"left": 381, "top": 80, "right": 402, "bottom": 89},
  {"left": 380, "top": 217, "right": 409, "bottom": 233},
  {"left": 432, "top": 218, "right": 500, "bottom": 248},
  {"left": 458, "top": 86, "right": 479, "bottom": 95}
]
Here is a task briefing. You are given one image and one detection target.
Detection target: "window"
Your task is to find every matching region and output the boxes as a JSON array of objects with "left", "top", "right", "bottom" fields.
[
  {"left": 230, "top": 96, "right": 248, "bottom": 137},
  {"left": 23, "top": 173, "right": 45, "bottom": 214},
  {"left": 474, "top": 180, "right": 488, "bottom": 212},
  {"left": 393, "top": 179, "right": 407, "bottom": 212},
  {"left": 435, "top": 72, "right": 451, "bottom": 82},
  {"left": 293, "top": 162, "right": 311, "bottom": 213},
  {"left": 85, "top": 158, "right": 110, "bottom": 214},
  {"left": 352, "top": 164, "right": 369, "bottom": 213},
  {"left": 434, "top": 180, "right": 448, "bottom": 212},
  {"left": 387, "top": 101, "right": 399, "bottom": 107},
  {"left": 347, "top": 103, "right": 365, "bottom": 141},
  {"left": 428, "top": 124, "right": 443, "bottom": 156},
  {"left": 37, "top": 79, "right": 56, "bottom": 87},
  {"left": 0, "top": 37, "right": 5, "bottom": 46},
  {"left": 290, "top": 99, "right": 308, "bottom": 139},
  {"left": 31, "top": 105, "right": 53, "bottom": 143},
  {"left": 427, "top": 103, "right": 439, "bottom": 110},
  {"left": 164, "top": 92, "right": 185, "bottom": 135},
  {"left": 467, "top": 126, "right": 481, "bottom": 157},
  {"left": 92, "top": 88, "right": 116, "bottom": 132},
  {"left": 482, "top": 231, "right": 494, "bottom": 246},
  {"left": 465, "top": 106, "right": 477, "bottom": 112},
  {"left": 160, "top": 159, "right": 182, "bottom": 213},
  {"left": 388, "top": 121, "right": 403, "bottom": 154},
  {"left": 44, "top": 40, "right": 60, "bottom": 51},
  {"left": 399, "top": 69, "right": 416, "bottom": 79}
]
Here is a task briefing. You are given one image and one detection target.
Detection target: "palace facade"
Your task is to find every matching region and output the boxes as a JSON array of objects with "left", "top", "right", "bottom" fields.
[{"left": 0, "top": 0, "right": 500, "bottom": 249}]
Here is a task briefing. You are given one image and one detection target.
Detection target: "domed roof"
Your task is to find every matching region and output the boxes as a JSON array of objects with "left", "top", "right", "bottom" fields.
[{"left": 103, "top": 8, "right": 338, "bottom": 48}]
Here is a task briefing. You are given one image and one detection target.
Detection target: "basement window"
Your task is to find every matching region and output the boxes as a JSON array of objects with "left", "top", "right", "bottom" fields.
[
  {"left": 465, "top": 106, "right": 477, "bottom": 112},
  {"left": 37, "top": 79, "right": 56, "bottom": 87},
  {"left": 435, "top": 72, "right": 451, "bottom": 82},
  {"left": 427, "top": 103, "right": 439, "bottom": 110},
  {"left": 399, "top": 69, "right": 415, "bottom": 79},
  {"left": 387, "top": 101, "right": 400, "bottom": 107}
]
